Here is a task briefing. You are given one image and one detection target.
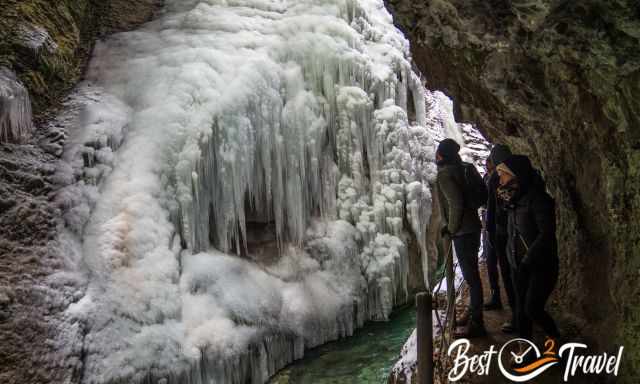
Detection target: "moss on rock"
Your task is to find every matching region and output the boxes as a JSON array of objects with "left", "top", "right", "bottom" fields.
[{"left": 0, "top": 0, "right": 161, "bottom": 119}]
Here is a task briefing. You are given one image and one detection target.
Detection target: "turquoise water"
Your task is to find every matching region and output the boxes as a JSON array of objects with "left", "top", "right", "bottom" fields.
[{"left": 270, "top": 306, "right": 416, "bottom": 384}]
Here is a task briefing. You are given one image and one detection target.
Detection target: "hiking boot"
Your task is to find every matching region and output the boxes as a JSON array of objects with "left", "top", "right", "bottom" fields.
[
  {"left": 484, "top": 290, "right": 503, "bottom": 310},
  {"left": 454, "top": 320, "right": 487, "bottom": 339},
  {"left": 455, "top": 310, "right": 470, "bottom": 327}
]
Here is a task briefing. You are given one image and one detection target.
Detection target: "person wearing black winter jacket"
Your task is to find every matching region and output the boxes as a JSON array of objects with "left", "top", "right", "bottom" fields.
[
  {"left": 496, "top": 155, "right": 560, "bottom": 343},
  {"left": 485, "top": 145, "right": 518, "bottom": 334},
  {"left": 482, "top": 157, "right": 503, "bottom": 310}
]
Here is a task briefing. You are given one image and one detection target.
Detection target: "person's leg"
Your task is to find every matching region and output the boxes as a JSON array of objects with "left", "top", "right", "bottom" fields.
[
  {"left": 453, "top": 232, "right": 484, "bottom": 324},
  {"left": 484, "top": 230, "right": 502, "bottom": 309},
  {"left": 524, "top": 265, "right": 560, "bottom": 338},
  {"left": 512, "top": 267, "right": 533, "bottom": 339},
  {"left": 496, "top": 233, "right": 516, "bottom": 316},
  {"left": 484, "top": 231, "right": 499, "bottom": 290}
]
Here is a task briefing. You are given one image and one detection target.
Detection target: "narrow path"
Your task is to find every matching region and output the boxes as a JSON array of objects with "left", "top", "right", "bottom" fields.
[{"left": 455, "top": 263, "right": 602, "bottom": 384}]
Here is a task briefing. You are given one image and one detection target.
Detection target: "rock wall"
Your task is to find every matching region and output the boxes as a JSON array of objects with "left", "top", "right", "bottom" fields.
[
  {"left": 0, "top": 0, "right": 162, "bottom": 119},
  {"left": 385, "top": 0, "right": 640, "bottom": 380},
  {"left": 0, "top": 1, "right": 161, "bottom": 383}
]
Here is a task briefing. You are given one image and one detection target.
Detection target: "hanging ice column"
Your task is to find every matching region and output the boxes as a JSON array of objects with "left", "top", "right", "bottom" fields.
[
  {"left": 73, "top": 1, "right": 439, "bottom": 383},
  {"left": 0, "top": 67, "right": 33, "bottom": 143},
  {"left": 179, "top": 1, "right": 432, "bottom": 256}
]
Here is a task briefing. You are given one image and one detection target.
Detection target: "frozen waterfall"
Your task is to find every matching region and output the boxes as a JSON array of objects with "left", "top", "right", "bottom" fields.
[
  {"left": 0, "top": 67, "right": 33, "bottom": 143},
  {"left": 59, "top": 0, "right": 446, "bottom": 383}
]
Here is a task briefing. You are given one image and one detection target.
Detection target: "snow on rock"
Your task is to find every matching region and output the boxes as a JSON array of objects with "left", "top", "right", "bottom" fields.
[
  {"left": 0, "top": 67, "right": 33, "bottom": 143},
  {"left": 17, "top": 23, "right": 59, "bottom": 54},
  {"left": 49, "top": 85, "right": 131, "bottom": 234},
  {"left": 424, "top": 90, "right": 490, "bottom": 171},
  {"left": 396, "top": 328, "right": 418, "bottom": 381},
  {"left": 56, "top": 0, "right": 452, "bottom": 383},
  {"left": 425, "top": 90, "right": 463, "bottom": 145}
]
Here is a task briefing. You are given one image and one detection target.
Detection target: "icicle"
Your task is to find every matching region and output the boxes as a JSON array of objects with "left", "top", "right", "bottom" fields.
[
  {"left": 0, "top": 67, "right": 33, "bottom": 143},
  {"left": 409, "top": 71, "right": 427, "bottom": 127}
]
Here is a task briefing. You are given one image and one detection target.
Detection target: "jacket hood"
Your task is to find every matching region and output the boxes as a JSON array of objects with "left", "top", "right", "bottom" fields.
[{"left": 502, "top": 155, "right": 535, "bottom": 192}]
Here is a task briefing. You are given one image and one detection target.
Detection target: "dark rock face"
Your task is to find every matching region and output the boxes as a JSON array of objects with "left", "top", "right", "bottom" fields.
[
  {"left": 0, "top": 0, "right": 162, "bottom": 119},
  {"left": 0, "top": 140, "right": 84, "bottom": 384},
  {"left": 386, "top": 0, "right": 640, "bottom": 379}
]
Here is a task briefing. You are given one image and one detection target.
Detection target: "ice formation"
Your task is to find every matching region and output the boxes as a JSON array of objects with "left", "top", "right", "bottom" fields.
[
  {"left": 59, "top": 0, "right": 446, "bottom": 383},
  {"left": 0, "top": 67, "right": 33, "bottom": 143}
]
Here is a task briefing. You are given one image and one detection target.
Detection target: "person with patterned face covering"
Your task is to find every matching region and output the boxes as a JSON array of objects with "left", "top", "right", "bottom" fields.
[
  {"left": 496, "top": 155, "right": 560, "bottom": 363},
  {"left": 485, "top": 144, "right": 518, "bottom": 334}
]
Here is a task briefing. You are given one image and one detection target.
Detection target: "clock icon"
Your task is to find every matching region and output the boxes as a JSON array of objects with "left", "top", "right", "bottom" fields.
[{"left": 498, "top": 338, "right": 559, "bottom": 382}]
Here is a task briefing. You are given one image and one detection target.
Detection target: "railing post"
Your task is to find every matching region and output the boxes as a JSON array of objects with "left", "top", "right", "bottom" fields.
[
  {"left": 417, "top": 292, "right": 434, "bottom": 384},
  {"left": 445, "top": 239, "right": 456, "bottom": 338}
]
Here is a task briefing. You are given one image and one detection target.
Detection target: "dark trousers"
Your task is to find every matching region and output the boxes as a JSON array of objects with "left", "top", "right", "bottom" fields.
[
  {"left": 453, "top": 232, "right": 483, "bottom": 323},
  {"left": 494, "top": 233, "right": 517, "bottom": 317},
  {"left": 511, "top": 263, "right": 560, "bottom": 339},
  {"left": 483, "top": 229, "right": 499, "bottom": 290}
]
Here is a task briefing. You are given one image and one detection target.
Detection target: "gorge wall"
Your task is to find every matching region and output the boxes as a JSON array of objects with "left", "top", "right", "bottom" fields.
[
  {"left": 0, "top": 1, "right": 161, "bottom": 383},
  {"left": 0, "top": 0, "right": 162, "bottom": 118},
  {"left": 385, "top": 0, "right": 640, "bottom": 380}
]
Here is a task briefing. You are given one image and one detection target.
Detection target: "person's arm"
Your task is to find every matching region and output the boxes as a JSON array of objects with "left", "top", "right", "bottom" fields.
[
  {"left": 438, "top": 168, "right": 464, "bottom": 234},
  {"left": 522, "top": 193, "right": 556, "bottom": 267}
]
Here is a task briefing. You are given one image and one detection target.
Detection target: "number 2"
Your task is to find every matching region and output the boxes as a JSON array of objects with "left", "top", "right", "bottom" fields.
[{"left": 544, "top": 339, "right": 556, "bottom": 356}]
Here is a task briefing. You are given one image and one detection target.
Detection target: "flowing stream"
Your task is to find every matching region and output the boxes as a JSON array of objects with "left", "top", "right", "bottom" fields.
[{"left": 271, "top": 305, "right": 416, "bottom": 383}]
